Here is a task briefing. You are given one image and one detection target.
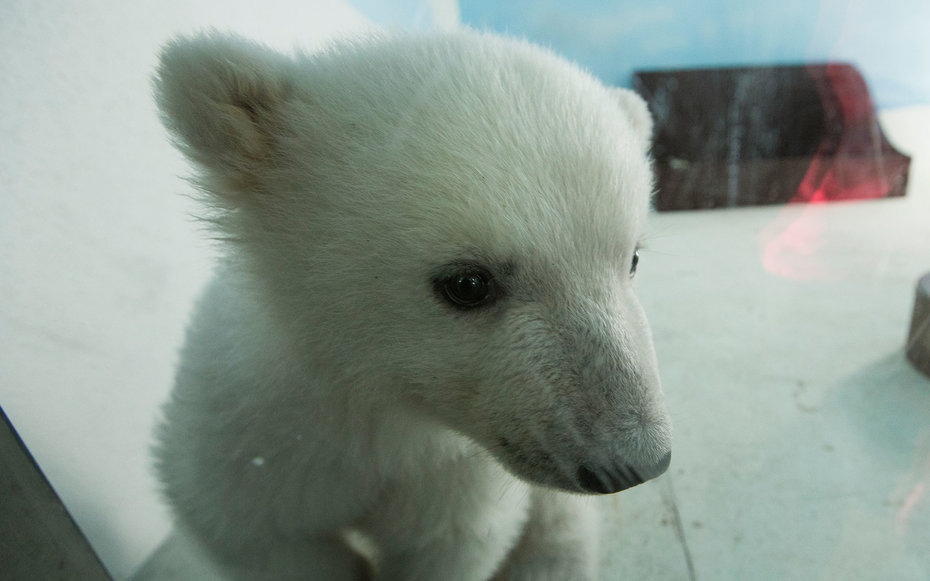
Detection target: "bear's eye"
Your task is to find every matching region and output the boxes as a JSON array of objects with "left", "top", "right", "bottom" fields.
[
  {"left": 630, "top": 250, "right": 640, "bottom": 278},
  {"left": 440, "top": 269, "right": 494, "bottom": 310}
]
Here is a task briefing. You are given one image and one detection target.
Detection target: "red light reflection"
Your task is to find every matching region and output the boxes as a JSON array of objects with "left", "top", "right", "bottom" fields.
[{"left": 760, "top": 64, "right": 902, "bottom": 280}]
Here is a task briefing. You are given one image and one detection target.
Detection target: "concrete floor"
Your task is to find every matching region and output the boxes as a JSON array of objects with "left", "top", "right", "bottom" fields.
[
  {"left": 603, "top": 107, "right": 930, "bottom": 580},
  {"left": 2, "top": 2, "right": 928, "bottom": 579}
]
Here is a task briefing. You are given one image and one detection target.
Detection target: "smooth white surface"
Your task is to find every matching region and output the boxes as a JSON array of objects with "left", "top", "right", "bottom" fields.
[
  {"left": 0, "top": 2, "right": 371, "bottom": 578},
  {"left": 618, "top": 106, "right": 930, "bottom": 580},
  {"left": 2, "top": 2, "right": 928, "bottom": 579}
]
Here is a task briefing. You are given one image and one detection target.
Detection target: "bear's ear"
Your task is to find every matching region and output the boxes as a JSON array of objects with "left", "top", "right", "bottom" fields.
[
  {"left": 612, "top": 88, "right": 653, "bottom": 153},
  {"left": 154, "top": 33, "right": 295, "bottom": 192}
]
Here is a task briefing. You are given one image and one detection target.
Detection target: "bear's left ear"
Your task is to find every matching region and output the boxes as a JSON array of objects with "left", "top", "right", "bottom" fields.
[
  {"left": 154, "top": 32, "right": 295, "bottom": 194},
  {"left": 612, "top": 88, "right": 653, "bottom": 153}
]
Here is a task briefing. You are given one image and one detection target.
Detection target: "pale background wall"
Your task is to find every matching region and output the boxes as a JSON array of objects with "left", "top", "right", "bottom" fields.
[{"left": 0, "top": 2, "right": 371, "bottom": 577}]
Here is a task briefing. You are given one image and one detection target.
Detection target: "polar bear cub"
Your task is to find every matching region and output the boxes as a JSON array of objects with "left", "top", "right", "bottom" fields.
[{"left": 137, "top": 29, "right": 672, "bottom": 581}]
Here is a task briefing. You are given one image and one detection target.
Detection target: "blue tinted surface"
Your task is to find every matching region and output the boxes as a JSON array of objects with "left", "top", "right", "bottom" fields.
[{"left": 458, "top": 0, "right": 930, "bottom": 109}]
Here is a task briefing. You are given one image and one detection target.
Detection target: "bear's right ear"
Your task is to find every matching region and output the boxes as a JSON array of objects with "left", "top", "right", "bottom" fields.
[
  {"left": 611, "top": 88, "right": 654, "bottom": 154},
  {"left": 154, "top": 33, "right": 295, "bottom": 193}
]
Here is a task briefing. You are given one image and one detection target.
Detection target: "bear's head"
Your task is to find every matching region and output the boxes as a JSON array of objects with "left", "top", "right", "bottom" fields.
[{"left": 155, "top": 31, "right": 671, "bottom": 494}]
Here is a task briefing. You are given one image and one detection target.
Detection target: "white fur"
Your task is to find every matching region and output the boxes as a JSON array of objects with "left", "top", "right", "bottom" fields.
[{"left": 134, "top": 29, "right": 671, "bottom": 581}]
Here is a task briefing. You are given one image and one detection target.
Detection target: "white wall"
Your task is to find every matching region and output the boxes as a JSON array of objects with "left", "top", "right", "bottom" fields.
[{"left": 0, "top": 2, "right": 372, "bottom": 578}]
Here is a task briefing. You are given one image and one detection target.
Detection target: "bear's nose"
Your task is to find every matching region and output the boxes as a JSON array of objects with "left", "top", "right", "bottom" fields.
[{"left": 576, "top": 451, "right": 671, "bottom": 494}]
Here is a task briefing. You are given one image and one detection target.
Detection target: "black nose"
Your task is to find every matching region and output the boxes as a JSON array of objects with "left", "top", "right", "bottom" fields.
[{"left": 576, "top": 451, "right": 672, "bottom": 494}]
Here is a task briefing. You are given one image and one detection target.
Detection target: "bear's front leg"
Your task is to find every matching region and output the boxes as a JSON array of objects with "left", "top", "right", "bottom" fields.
[
  {"left": 363, "top": 454, "right": 532, "bottom": 581},
  {"left": 492, "top": 489, "right": 599, "bottom": 581}
]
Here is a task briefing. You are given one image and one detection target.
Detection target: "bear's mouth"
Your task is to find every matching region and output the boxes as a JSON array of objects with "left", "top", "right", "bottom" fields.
[
  {"left": 494, "top": 436, "right": 671, "bottom": 495},
  {"left": 493, "top": 436, "right": 583, "bottom": 492},
  {"left": 574, "top": 451, "right": 672, "bottom": 494},
  {"left": 494, "top": 437, "right": 578, "bottom": 492}
]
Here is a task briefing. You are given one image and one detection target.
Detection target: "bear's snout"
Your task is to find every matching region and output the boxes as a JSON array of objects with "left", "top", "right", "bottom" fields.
[{"left": 576, "top": 450, "right": 671, "bottom": 494}]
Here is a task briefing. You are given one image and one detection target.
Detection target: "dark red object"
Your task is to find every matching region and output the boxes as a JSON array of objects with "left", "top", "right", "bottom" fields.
[{"left": 633, "top": 64, "right": 911, "bottom": 211}]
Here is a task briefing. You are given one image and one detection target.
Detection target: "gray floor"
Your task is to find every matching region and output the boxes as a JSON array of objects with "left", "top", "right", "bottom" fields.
[
  {"left": 601, "top": 106, "right": 930, "bottom": 580},
  {"left": 2, "top": 2, "right": 928, "bottom": 579}
]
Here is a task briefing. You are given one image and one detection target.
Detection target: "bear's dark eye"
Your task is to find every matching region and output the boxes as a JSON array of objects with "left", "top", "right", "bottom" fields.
[
  {"left": 630, "top": 250, "right": 640, "bottom": 277},
  {"left": 439, "top": 269, "right": 494, "bottom": 310}
]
